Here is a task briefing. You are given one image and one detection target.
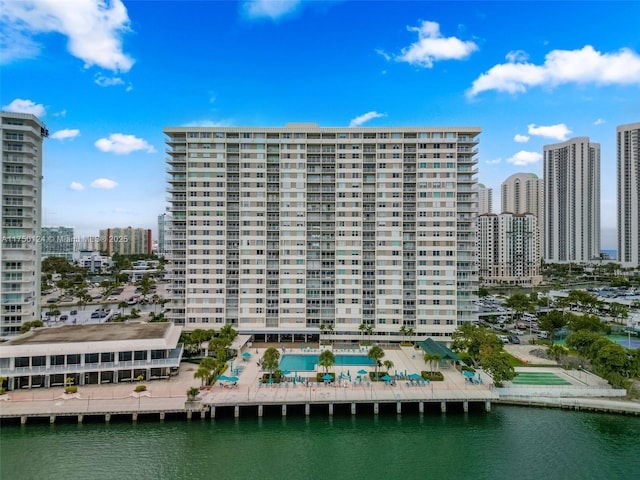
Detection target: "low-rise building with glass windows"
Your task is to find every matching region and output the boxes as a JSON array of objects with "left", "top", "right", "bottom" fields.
[{"left": 0, "top": 323, "right": 183, "bottom": 391}]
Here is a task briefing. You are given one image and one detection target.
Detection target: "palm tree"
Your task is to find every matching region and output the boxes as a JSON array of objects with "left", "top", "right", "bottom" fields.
[
  {"left": 327, "top": 324, "right": 334, "bottom": 345},
  {"left": 368, "top": 346, "right": 385, "bottom": 378},
  {"left": 399, "top": 325, "right": 407, "bottom": 343},
  {"left": 366, "top": 325, "right": 374, "bottom": 345},
  {"left": 319, "top": 323, "right": 326, "bottom": 344},
  {"left": 151, "top": 294, "right": 162, "bottom": 313},
  {"left": 262, "top": 347, "right": 280, "bottom": 381},
  {"left": 318, "top": 349, "right": 336, "bottom": 374},
  {"left": 118, "top": 301, "right": 128, "bottom": 316},
  {"left": 423, "top": 353, "right": 441, "bottom": 374},
  {"left": 383, "top": 359, "right": 394, "bottom": 375},
  {"left": 406, "top": 327, "right": 415, "bottom": 345},
  {"left": 358, "top": 323, "right": 366, "bottom": 343}
]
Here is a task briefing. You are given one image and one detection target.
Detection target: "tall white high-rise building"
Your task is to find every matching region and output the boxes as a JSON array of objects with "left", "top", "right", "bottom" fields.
[
  {"left": 477, "top": 183, "right": 493, "bottom": 214},
  {"left": 478, "top": 213, "right": 542, "bottom": 286},
  {"left": 501, "top": 172, "right": 544, "bottom": 256},
  {"left": 617, "top": 122, "right": 640, "bottom": 268},
  {"left": 1, "top": 112, "right": 47, "bottom": 336},
  {"left": 165, "top": 123, "right": 480, "bottom": 343},
  {"left": 544, "top": 137, "right": 600, "bottom": 263}
]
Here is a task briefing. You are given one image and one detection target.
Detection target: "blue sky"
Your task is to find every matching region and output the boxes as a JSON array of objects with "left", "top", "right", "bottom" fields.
[{"left": 2, "top": 0, "right": 639, "bottom": 249}]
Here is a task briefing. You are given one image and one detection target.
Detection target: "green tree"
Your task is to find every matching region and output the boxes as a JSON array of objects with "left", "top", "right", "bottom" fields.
[
  {"left": 504, "top": 291, "right": 533, "bottom": 322},
  {"left": 565, "top": 330, "right": 604, "bottom": 357},
  {"left": 219, "top": 324, "right": 238, "bottom": 341},
  {"left": 366, "top": 325, "right": 374, "bottom": 345},
  {"left": 566, "top": 290, "right": 602, "bottom": 314},
  {"left": 406, "top": 327, "right": 415, "bottom": 344},
  {"left": 547, "top": 344, "right": 568, "bottom": 363},
  {"left": 478, "top": 286, "right": 490, "bottom": 298},
  {"left": 451, "top": 323, "right": 501, "bottom": 367},
  {"left": 318, "top": 349, "right": 336, "bottom": 373},
  {"left": 194, "top": 366, "right": 212, "bottom": 386},
  {"left": 423, "top": 353, "right": 441, "bottom": 373},
  {"left": 399, "top": 325, "right": 407, "bottom": 343},
  {"left": 20, "top": 320, "right": 43, "bottom": 334},
  {"left": 262, "top": 347, "right": 281, "bottom": 379},
  {"left": 358, "top": 323, "right": 366, "bottom": 343},
  {"left": 568, "top": 313, "right": 610, "bottom": 334},
  {"left": 367, "top": 346, "right": 385, "bottom": 377},
  {"left": 118, "top": 301, "right": 128, "bottom": 316},
  {"left": 481, "top": 351, "right": 516, "bottom": 387},
  {"left": 383, "top": 359, "right": 395, "bottom": 375},
  {"left": 537, "top": 310, "right": 568, "bottom": 343},
  {"left": 609, "top": 302, "right": 629, "bottom": 324}
]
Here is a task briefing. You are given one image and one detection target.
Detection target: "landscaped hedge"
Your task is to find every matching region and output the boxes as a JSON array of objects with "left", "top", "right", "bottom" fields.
[
  {"left": 421, "top": 371, "right": 444, "bottom": 381},
  {"left": 368, "top": 371, "right": 389, "bottom": 381},
  {"left": 261, "top": 373, "right": 282, "bottom": 383},
  {"left": 135, "top": 385, "right": 147, "bottom": 393},
  {"left": 64, "top": 386, "right": 78, "bottom": 394}
]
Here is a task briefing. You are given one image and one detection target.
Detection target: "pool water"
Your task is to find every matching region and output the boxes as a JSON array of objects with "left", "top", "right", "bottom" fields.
[{"left": 279, "top": 354, "right": 374, "bottom": 372}]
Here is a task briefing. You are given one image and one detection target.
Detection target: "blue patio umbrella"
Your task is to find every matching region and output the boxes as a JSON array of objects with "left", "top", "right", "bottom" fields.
[
  {"left": 408, "top": 373, "right": 421, "bottom": 380},
  {"left": 282, "top": 370, "right": 291, "bottom": 376},
  {"left": 357, "top": 369, "right": 368, "bottom": 375},
  {"left": 322, "top": 374, "right": 333, "bottom": 381},
  {"left": 218, "top": 375, "right": 229, "bottom": 381},
  {"left": 382, "top": 375, "right": 393, "bottom": 382},
  {"left": 242, "top": 351, "right": 252, "bottom": 358},
  {"left": 227, "top": 376, "right": 239, "bottom": 383},
  {"left": 463, "top": 371, "right": 475, "bottom": 378}
]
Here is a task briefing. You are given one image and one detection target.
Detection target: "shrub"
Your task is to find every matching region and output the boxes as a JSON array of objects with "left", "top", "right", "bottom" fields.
[
  {"left": 135, "top": 385, "right": 147, "bottom": 393},
  {"left": 421, "top": 371, "right": 444, "bottom": 381},
  {"left": 368, "top": 371, "right": 389, "bottom": 381},
  {"left": 64, "top": 386, "right": 78, "bottom": 394},
  {"left": 261, "top": 373, "right": 282, "bottom": 383},
  {"left": 187, "top": 387, "right": 200, "bottom": 400},
  {"left": 461, "top": 365, "right": 476, "bottom": 373},
  {"left": 0, "top": 388, "right": 6, "bottom": 395}
]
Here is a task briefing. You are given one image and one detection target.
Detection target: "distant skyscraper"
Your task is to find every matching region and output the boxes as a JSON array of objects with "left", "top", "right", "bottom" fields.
[
  {"left": 544, "top": 137, "right": 600, "bottom": 263},
  {"left": 617, "top": 122, "right": 640, "bottom": 268},
  {"left": 477, "top": 183, "right": 493, "bottom": 214},
  {"left": 99, "top": 227, "right": 152, "bottom": 255},
  {"left": 158, "top": 211, "right": 172, "bottom": 256},
  {"left": 1, "top": 111, "right": 47, "bottom": 336},
  {"left": 501, "top": 172, "right": 544, "bottom": 255},
  {"left": 478, "top": 213, "right": 542, "bottom": 286},
  {"left": 41, "top": 226, "right": 75, "bottom": 262}
]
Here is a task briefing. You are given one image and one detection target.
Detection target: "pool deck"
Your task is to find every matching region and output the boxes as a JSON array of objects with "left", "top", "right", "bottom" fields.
[{"left": 2, "top": 345, "right": 639, "bottom": 421}]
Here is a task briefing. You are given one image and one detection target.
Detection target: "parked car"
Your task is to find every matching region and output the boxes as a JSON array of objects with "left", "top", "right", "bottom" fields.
[
  {"left": 46, "top": 297, "right": 58, "bottom": 303},
  {"left": 90, "top": 312, "right": 101, "bottom": 319},
  {"left": 70, "top": 310, "right": 78, "bottom": 315},
  {"left": 508, "top": 335, "right": 521, "bottom": 344},
  {"left": 498, "top": 335, "right": 510, "bottom": 343},
  {"left": 493, "top": 323, "right": 506, "bottom": 331},
  {"left": 509, "top": 329, "right": 524, "bottom": 336},
  {"left": 92, "top": 294, "right": 102, "bottom": 300},
  {"left": 537, "top": 331, "right": 550, "bottom": 339},
  {"left": 59, "top": 315, "right": 68, "bottom": 321}
]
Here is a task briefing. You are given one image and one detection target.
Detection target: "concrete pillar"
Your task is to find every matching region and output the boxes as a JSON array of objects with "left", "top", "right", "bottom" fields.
[
  {"left": 282, "top": 404, "right": 287, "bottom": 417},
  {"left": 440, "top": 401, "right": 446, "bottom": 413},
  {"left": 351, "top": 403, "right": 356, "bottom": 415},
  {"left": 419, "top": 402, "right": 424, "bottom": 413},
  {"left": 132, "top": 413, "right": 138, "bottom": 422},
  {"left": 210, "top": 406, "right": 216, "bottom": 419},
  {"left": 78, "top": 415, "right": 83, "bottom": 423},
  {"left": 463, "top": 401, "right": 469, "bottom": 413},
  {"left": 305, "top": 403, "right": 310, "bottom": 416},
  {"left": 396, "top": 402, "right": 402, "bottom": 414},
  {"left": 45, "top": 375, "right": 50, "bottom": 388},
  {"left": 234, "top": 405, "right": 240, "bottom": 418},
  {"left": 258, "top": 405, "right": 263, "bottom": 417},
  {"left": 105, "top": 414, "right": 111, "bottom": 423},
  {"left": 374, "top": 402, "right": 379, "bottom": 414},
  {"left": 159, "top": 412, "right": 165, "bottom": 421},
  {"left": 485, "top": 401, "right": 491, "bottom": 413},
  {"left": 328, "top": 404, "right": 334, "bottom": 416},
  {"left": 49, "top": 415, "right": 55, "bottom": 424},
  {"left": 20, "top": 416, "right": 27, "bottom": 425},
  {"left": 113, "top": 370, "right": 118, "bottom": 384}
]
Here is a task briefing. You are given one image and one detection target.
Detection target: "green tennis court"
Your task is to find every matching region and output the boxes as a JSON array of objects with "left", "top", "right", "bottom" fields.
[{"left": 512, "top": 371, "right": 572, "bottom": 385}]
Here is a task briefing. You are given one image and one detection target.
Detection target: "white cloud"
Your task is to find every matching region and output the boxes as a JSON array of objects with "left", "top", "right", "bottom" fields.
[
  {"left": 514, "top": 134, "right": 530, "bottom": 143},
  {"left": 395, "top": 20, "right": 478, "bottom": 68},
  {"left": 468, "top": 45, "right": 640, "bottom": 96},
  {"left": 349, "top": 111, "right": 386, "bottom": 127},
  {"left": 593, "top": 118, "right": 606, "bottom": 125},
  {"left": 242, "top": 0, "right": 302, "bottom": 20},
  {"left": 485, "top": 158, "right": 502, "bottom": 165},
  {"left": 94, "top": 74, "right": 124, "bottom": 87},
  {"left": 527, "top": 123, "right": 572, "bottom": 141},
  {"left": 2, "top": 98, "right": 45, "bottom": 117},
  {"left": 51, "top": 128, "right": 80, "bottom": 140},
  {"left": 375, "top": 48, "right": 391, "bottom": 61},
  {"left": 52, "top": 109, "right": 67, "bottom": 117},
  {"left": 505, "top": 50, "right": 529, "bottom": 63},
  {"left": 94, "top": 133, "right": 155, "bottom": 154},
  {"left": 90, "top": 178, "right": 118, "bottom": 189},
  {"left": 1, "top": 0, "right": 134, "bottom": 72},
  {"left": 69, "top": 181, "right": 84, "bottom": 191},
  {"left": 506, "top": 151, "right": 543, "bottom": 166}
]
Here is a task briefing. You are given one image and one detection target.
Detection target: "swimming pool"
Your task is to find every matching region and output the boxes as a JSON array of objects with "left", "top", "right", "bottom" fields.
[{"left": 279, "top": 354, "right": 375, "bottom": 372}]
